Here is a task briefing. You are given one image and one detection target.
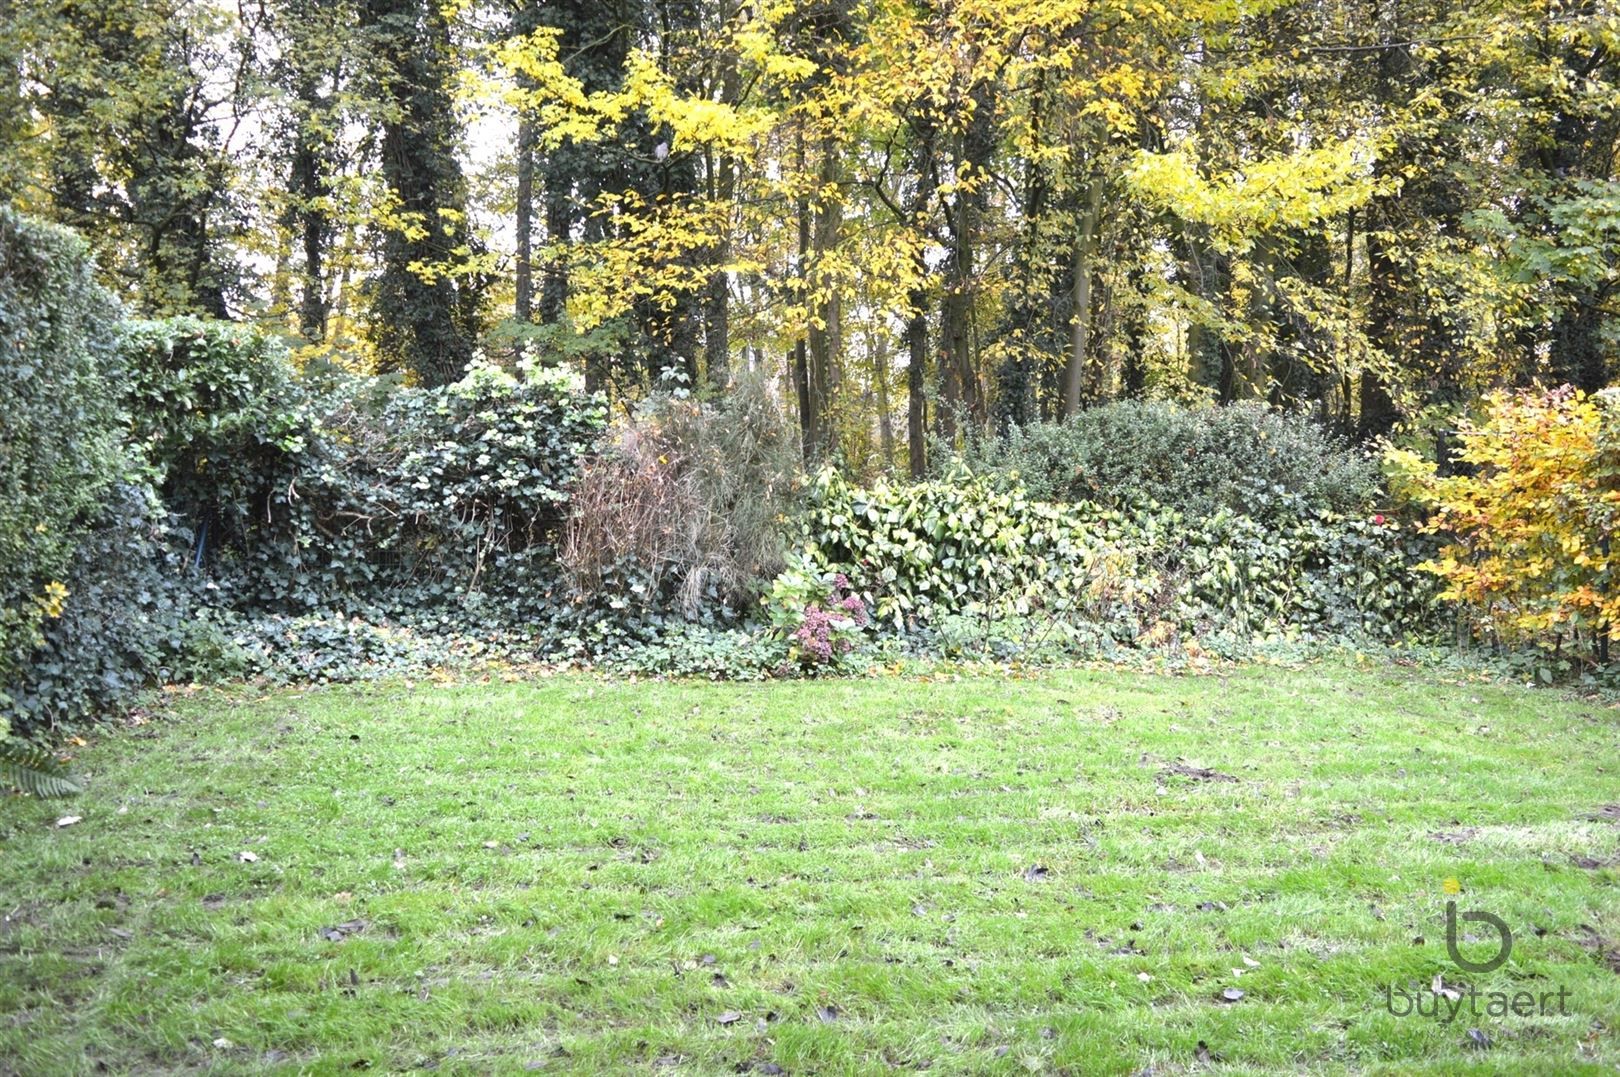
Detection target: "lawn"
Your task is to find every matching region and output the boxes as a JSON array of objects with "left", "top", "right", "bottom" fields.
[{"left": 2, "top": 661, "right": 1618, "bottom": 1074}]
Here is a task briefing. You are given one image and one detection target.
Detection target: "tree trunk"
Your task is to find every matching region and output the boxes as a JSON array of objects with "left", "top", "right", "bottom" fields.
[
  {"left": 805, "top": 143, "right": 841, "bottom": 461},
  {"left": 361, "top": 0, "right": 480, "bottom": 386},
  {"left": 903, "top": 118, "right": 937, "bottom": 478},
  {"left": 905, "top": 292, "right": 928, "bottom": 478},
  {"left": 292, "top": 74, "right": 330, "bottom": 343},
  {"left": 793, "top": 148, "right": 817, "bottom": 463},
  {"left": 704, "top": 147, "right": 734, "bottom": 390},
  {"left": 1062, "top": 175, "right": 1104, "bottom": 418},
  {"left": 874, "top": 332, "right": 895, "bottom": 468},
  {"left": 515, "top": 116, "right": 535, "bottom": 325}
]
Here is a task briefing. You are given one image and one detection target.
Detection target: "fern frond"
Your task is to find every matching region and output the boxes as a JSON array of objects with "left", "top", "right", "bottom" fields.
[{"left": 0, "top": 740, "right": 84, "bottom": 797}]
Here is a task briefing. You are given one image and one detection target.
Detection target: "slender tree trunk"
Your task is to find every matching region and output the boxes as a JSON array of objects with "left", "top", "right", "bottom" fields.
[
  {"left": 1361, "top": 222, "right": 1401, "bottom": 439},
  {"left": 1358, "top": 0, "right": 1408, "bottom": 439},
  {"left": 793, "top": 142, "right": 816, "bottom": 462},
  {"left": 805, "top": 142, "right": 841, "bottom": 460},
  {"left": 874, "top": 332, "right": 895, "bottom": 468},
  {"left": 1062, "top": 175, "right": 1104, "bottom": 417},
  {"left": 936, "top": 79, "right": 995, "bottom": 442},
  {"left": 906, "top": 292, "right": 928, "bottom": 478},
  {"left": 704, "top": 42, "right": 742, "bottom": 390},
  {"left": 904, "top": 120, "right": 937, "bottom": 478},
  {"left": 292, "top": 79, "right": 330, "bottom": 343},
  {"left": 269, "top": 224, "right": 293, "bottom": 320},
  {"left": 704, "top": 148, "right": 734, "bottom": 389},
  {"left": 515, "top": 116, "right": 535, "bottom": 325}
]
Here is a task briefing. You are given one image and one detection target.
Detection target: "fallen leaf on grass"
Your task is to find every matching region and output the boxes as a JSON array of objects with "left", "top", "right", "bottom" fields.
[
  {"left": 320, "top": 919, "right": 368, "bottom": 943},
  {"left": 1159, "top": 763, "right": 1237, "bottom": 783}
]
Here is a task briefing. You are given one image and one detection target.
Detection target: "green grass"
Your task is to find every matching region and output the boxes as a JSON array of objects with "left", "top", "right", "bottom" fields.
[{"left": 2, "top": 661, "right": 1618, "bottom": 1074}]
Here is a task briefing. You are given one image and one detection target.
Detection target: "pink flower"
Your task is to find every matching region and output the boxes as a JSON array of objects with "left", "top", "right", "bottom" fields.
[{"left": 1372, "top": 514, "right": 1386, "bottom": 526}]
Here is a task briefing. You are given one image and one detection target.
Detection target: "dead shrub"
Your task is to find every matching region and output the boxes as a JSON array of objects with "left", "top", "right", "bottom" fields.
[{"left": 561, "top": 376, "right": 800, "bottom": 619}]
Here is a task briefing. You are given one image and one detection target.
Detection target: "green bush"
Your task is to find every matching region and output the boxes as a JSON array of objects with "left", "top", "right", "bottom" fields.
[
  {"left": 0, "top": 210, "right": 127, "bottom": 725},
  {"left": 250, "top": 357, "right": 606, "bottom": 620},
  {"left": 951, "top": 400, "right": 1379, "bottom": 521},
  {"left": 0, "top": 212, "right": 205, "bottom": 736},
  {"left": 120, "top": 317, "right": 309, "bottom": 561},
  {"left": 119, "top": 321, "right": 606, "bottom": 624},
  {"left": 791, "top": 466, "right": 1438, "bottom": 657},
  {"left": 9, "top": 484, "right": 202, "bottom": 733},
  {"left": 795, "top": 468, "right": 1172, "bottom": 641},
  {"left": 605, "top": 623, "right": 787, "bottom": 680}
]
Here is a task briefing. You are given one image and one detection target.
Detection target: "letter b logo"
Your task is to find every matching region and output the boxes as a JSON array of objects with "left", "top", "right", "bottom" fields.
[{"left": 1446, "top": 900, "right": 1512, "bottom": 973}]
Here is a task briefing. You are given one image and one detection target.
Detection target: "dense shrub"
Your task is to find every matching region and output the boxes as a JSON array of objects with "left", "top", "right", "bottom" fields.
[
  {"left": 560, "top": 376, "right": 799, "bottom": 643},
  {"left": 248, "top": 358, "right": 605, "bottom": 619},
  {"left": 8, "top": 484, "right": 201, "bottom": 732},
  {"left": 0, "top": 213, "right": 207, "bottom": 736},
  {"left": 120, "top": 317, "right": 308, "bottom": 561},
  {"left": 1389, "top": 386, "right": 1619, "bottom": 666},
  {"left": 11, "top": 305, "right": 606, "bottom": 730},
  {"left": 794, "top": 468, "right": 1164, "bottom": 638},
  {"left": 951, "top": 400, "right": 1379, "bottom": 521},
  {"left": 0, "top": 213, "right": 1453, "bottom": 714},
  {"left": 119, "top": 321, "right": 606, "bottom": 622},
  {"left": 792, "top": 466, "right": 1438, "bottom": 654},
  {"left": 0, "top": 210, "right": 128, "bottom": 727}
]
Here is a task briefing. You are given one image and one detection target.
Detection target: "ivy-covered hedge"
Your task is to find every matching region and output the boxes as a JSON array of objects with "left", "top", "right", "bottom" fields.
[
  {"left": 777, "top": 467, "right": 1438, "bottom": 663},
  {"left": 272, "top": 361, "right": 605, "bottom": 620},
  {"left": 121, "top": 320, "right": 607, "bottom": 622},
  {"left": 0, "top": 210, "right": 156, "bottom": 735},
  {"left": 7, "top": 484, "right": 198, "bottom": 730}
]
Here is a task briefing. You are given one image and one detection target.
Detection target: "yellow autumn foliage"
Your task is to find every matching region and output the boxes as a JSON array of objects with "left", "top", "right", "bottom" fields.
[{"left": 1387, "top": 387, "right": 1620, "bottom": 652}]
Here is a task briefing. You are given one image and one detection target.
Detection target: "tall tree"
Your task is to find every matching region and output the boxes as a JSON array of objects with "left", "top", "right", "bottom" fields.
[{"left": 360, "top": 0, "right": 484, "bottom": 385}]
